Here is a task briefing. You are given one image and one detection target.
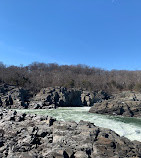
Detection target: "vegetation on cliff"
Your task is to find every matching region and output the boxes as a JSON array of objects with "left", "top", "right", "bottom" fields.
[{"left": 0, "top": 62, "right": 141, "bottom": 93}]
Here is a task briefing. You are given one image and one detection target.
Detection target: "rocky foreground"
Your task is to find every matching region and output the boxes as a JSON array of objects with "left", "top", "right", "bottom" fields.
[{"left": 0, "top": 109, "right": 140, "bottom": 158}]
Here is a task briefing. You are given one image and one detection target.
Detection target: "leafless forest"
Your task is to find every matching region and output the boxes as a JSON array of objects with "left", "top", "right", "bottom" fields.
[{"left": 0, "top": 62, "right": 141, "bottom": 93}]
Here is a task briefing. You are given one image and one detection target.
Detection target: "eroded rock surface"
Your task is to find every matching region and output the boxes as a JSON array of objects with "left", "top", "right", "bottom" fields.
[
  {"left": 0, "top": 109, "right": 140, "bottom": 158},
  {"left": 0, "top": 84, "right": 31, "bottom": 109},
  {"left": 0, "top": 84, "right": 110, "bottom": 109},
  {"left": 89, "top": 91, "right": 141, "bottom": 117},
  {"left": 89, "top": 100, "right": 141, "bottom": 117},
  {"left": 29, "top": 87, "right": 110, "bottom": 109}
]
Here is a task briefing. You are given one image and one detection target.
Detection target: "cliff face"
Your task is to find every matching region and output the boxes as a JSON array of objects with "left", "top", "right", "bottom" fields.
[
  {"left": 0, "top": 109, "right": 140, "bottom": 158},
  {"left": 0, "top": 84, "right": 31, "bottom": 108},
  {"left": 89, "top": 100, "right": 141, "bottom": 117},
  {"left": 89, "top": 91, "right": 141, "bottom": 117},
  {"left": 0, "top": 84, "right": 110, "bottom": 109},
  {"left": 1, "top": 84, "right": 141, "bottom": 117},
  {"left": 30, "top": 87, "right": 109, "bottom": 109}
]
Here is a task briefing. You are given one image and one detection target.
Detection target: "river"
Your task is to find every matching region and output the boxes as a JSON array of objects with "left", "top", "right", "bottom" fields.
[{"left": 16, "top": 107, "right": 141, "bottom": 142}]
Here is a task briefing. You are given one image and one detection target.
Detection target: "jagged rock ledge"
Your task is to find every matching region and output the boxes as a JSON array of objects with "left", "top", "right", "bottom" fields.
[
  {"left": 0, "top": 109, "right": 140, "bottom": 158},
  {"left": 89, "top": 91, "right": 141, "bottom": 117},
  {"left": 1, "top": 84, "right": 141, "bottom": 117},
  {"left": 0, "top": 84, "right": 110, "bottom": 109}
]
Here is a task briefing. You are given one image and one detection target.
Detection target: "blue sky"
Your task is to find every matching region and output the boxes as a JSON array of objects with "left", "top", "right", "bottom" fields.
[{"left": 0, "top": 0, "right": 141, "bottom": 70}]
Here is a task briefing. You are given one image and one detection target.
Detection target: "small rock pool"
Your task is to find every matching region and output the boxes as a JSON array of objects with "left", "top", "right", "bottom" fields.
[{"left": 16, "top": 107, "right": 141, "bottom": 142}]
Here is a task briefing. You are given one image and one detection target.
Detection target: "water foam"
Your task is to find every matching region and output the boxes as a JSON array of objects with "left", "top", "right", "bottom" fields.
[{"left": 16, "top": 107, "right": 141, "bottom": 142}]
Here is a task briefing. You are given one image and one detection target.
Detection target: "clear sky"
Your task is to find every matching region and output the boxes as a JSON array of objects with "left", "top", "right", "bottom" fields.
[{"left": 0, "top": 0, "right": 141, "bottom": 70}]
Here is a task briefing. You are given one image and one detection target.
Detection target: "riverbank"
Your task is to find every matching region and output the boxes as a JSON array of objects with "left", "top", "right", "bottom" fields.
[
  {"left": 89, "top": 91, "right": 141, "bottom": 117},
  {"left": 0, "top": 84, "right": 110, "bottom": 109},
  {"left": 1, "top": 84, "right": 141, "bottom": 118},
  {"left": 16, "top": 107, "right": 141, "bottom": 142},
  {"left": 0, "top": 109, "right": 140, "bottom": 158}
]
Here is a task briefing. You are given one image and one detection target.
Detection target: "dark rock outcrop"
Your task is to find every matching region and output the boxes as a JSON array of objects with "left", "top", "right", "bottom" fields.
[
  {"left": 29, "top": 87, "right": 110, "bottom": 109},
  {"left": 89, "top": 100, "right": 141, "bottom": 117},
  {"left": 0, "top": 84, "right": 110, "bottom": 109},
  {"left": 0, "top": 109, "right": 140, "bottom": 158},
  {"left": 0, "top": 84, "right": 31, "bottom": 109},
  {"left": 89, "top": 91, "right": 141, "bottom": 117}
]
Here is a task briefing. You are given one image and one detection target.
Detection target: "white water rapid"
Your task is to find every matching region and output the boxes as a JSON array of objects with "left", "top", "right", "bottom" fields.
[{"left": 16, "top": 107, "right": 141, "bottom": 142}]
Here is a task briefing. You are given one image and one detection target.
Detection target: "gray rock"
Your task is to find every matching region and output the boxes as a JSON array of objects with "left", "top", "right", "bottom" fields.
[
  {"left": 89, "top": 100, "right": 141, "bottom": 117},
  {"left": 31, "top": 87, "right": 110, "bottom": 109},
  {"left": 0, "top": 110, "right": 140, "bottom": 158}
]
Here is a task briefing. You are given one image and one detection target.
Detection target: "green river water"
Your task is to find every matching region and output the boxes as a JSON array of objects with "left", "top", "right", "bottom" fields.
[{"left": 16, "top": 107, "right": 141, "bottom": 142}]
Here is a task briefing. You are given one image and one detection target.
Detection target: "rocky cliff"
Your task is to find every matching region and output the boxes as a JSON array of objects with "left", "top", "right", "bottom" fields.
[
  {"left": 1, "top": 84, "right": 141, "bottom": 117},
  {"left": 0, "top": 84, "right": 110, "bottom": 109},
  {"left": 89, "top": 91, "right": 141, "bottom": 117},
  {"left": 29, "top": 87, "right": 110, "bottom": 109},
  {"left": 0, "top": 84, "right": 31, "bottom": 109}
]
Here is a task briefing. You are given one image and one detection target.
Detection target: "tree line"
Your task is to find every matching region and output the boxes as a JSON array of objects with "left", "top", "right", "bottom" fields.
[{"left": 0, "top": 61, "right": 141, "bottom": 93}]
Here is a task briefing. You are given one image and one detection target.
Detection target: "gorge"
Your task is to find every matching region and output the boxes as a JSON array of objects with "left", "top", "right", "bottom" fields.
[{"left": 0, "top": 84, "right": 141, "bottom": 157}]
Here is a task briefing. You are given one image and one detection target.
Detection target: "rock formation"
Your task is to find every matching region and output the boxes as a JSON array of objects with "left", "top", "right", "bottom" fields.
[
  {"left": 29, "top": 87, "right": 110, "bottom": 109},
  {"left": 0, "top": 84, "right": 31, "bottom": 109},
  {"left": 89, "top": 100, "right": 141, "bottom": 117},
  {"left": 0, "top": 84, "right": 110, "bottom": 109},
  {"left": 0, "top": 109, "right": 140, "bottom": 158},
  {"left": 1, "top": 84, "right": 141, "bottom": 117},
  {"left": 89, "top": 91, "right": 141, "bottom": 117}
]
